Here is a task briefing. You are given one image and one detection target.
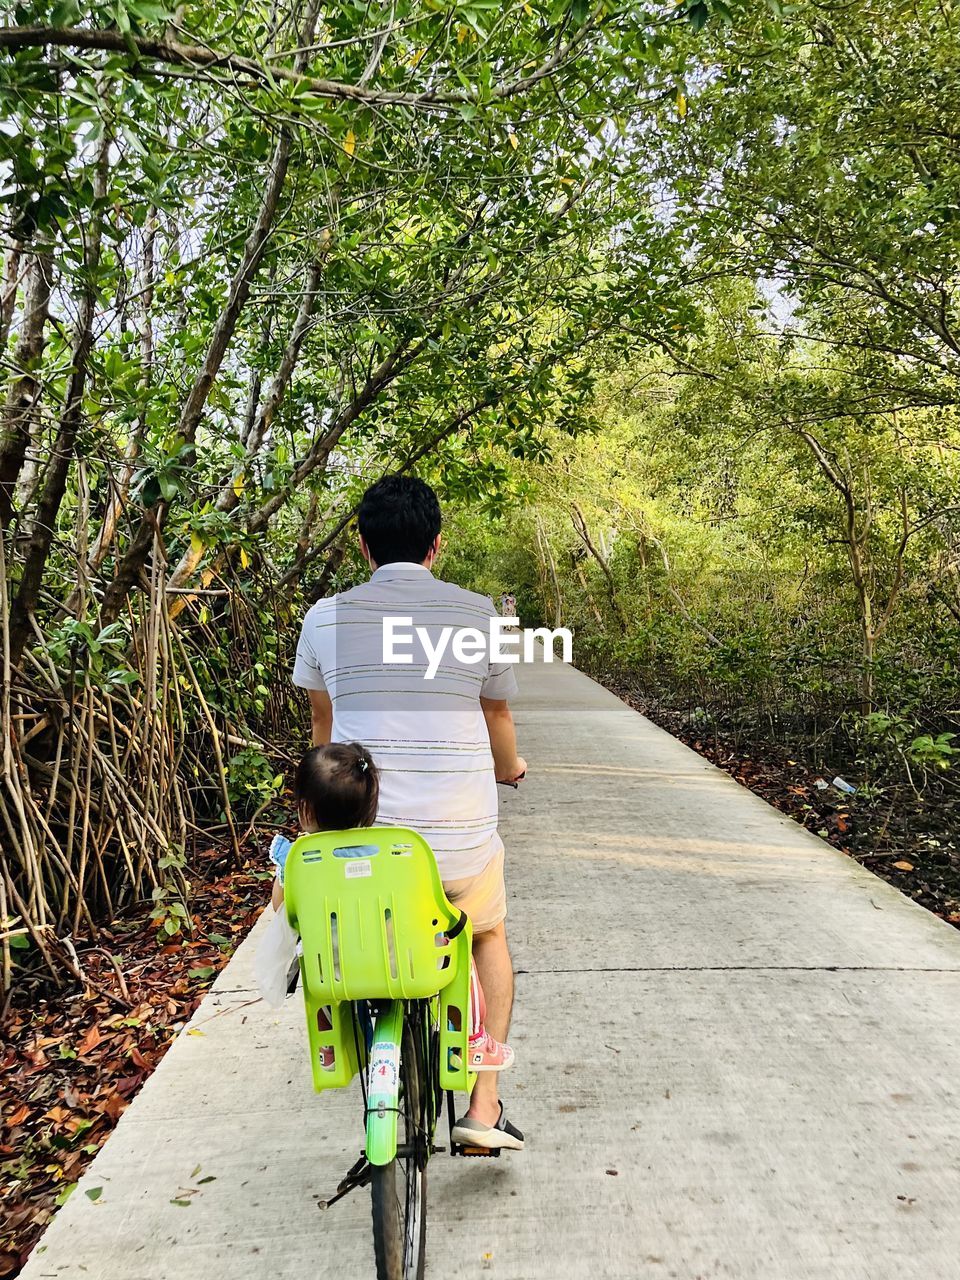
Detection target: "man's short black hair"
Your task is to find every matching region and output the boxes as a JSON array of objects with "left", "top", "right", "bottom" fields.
[{"left": 357, "top": 475, "right": 442, "bottom": 566}]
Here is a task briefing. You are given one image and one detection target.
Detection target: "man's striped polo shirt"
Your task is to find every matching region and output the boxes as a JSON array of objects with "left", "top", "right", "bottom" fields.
[{"left": 292, "top": 562, "right": 518, "bottom": 881}]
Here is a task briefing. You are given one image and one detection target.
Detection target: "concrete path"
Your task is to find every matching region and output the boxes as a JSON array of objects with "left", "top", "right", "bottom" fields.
[{"left": 21, "top": 657, "right": 960, "bottom": 1280}]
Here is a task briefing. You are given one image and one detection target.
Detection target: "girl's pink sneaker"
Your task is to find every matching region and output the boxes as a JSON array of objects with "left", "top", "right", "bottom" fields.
[{"left": 468, "top": 1030, "right": 515, "bottom": 1072}]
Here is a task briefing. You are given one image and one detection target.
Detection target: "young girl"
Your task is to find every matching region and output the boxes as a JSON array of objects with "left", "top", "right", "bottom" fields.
[{"left": 265, "top": 741, "right": 513, "bottom": 1072}]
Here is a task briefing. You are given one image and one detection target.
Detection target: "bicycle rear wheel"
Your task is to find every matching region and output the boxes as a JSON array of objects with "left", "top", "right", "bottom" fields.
[{"left": 371, "top": 1010, "right": 428, "bottom": 1280}]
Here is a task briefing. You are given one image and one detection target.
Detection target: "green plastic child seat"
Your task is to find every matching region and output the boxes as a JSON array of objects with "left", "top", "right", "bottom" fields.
[{"left": 283, "top": 826, "right": 473, "bottom": 1095}]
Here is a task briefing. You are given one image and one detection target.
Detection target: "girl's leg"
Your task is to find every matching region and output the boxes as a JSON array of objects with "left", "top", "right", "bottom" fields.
[
  {"left": 467, "top": 956, "right": 514, "bottom": 1071},
  {"left": 469, "top": 957, "right": 486, "bottom": 1037}
]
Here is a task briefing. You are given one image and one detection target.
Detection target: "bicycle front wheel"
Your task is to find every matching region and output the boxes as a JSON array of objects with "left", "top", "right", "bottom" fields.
[{"left": 371, "top": 1013, "right": 427, "bottom": 1280}]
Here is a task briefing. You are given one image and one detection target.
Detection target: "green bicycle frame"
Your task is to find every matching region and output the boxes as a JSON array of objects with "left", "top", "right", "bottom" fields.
[{"left": 366, "top": 1000, "right": 404, "bottom": 1166}]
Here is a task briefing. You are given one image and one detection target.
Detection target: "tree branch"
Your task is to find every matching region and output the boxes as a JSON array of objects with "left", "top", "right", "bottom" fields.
[{"left": 0, "top": 17, "right": 604, "bottom": 112}]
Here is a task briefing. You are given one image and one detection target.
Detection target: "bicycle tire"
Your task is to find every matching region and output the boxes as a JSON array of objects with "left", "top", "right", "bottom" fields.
[{"left": 371, "top": 1011, "right": 427, "bottom": 1280}]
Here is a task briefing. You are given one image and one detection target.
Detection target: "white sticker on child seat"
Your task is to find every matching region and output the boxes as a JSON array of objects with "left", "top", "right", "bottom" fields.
[{"left": 344, "top": 860, "right": 372, "bottom": 878}]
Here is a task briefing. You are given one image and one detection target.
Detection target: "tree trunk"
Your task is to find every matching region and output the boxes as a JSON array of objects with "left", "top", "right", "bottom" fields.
[
  {"left": 861, "top": 623, "right": 875, "bottom": 717},
  {"left": 572, "top": 555, "right": 604, "bottom": 625},
  {"left": 637, "top": 533, "right": 652, "bottom": 607},
  {"left": 535, "top": 515, "right": 563, "bottom": 628},
  {"left": 98, "top": 0, "right": 320, "bottom": 626},
  {"left": 571, "top": 502, "right": 625, "bottom": 627},
  {"left": 0, "top": 242, "right": 22, "bottom": 353},
  {"left": 7, "top": 138, "right": 109, "bottom": 665},
  {"left": 796, "top": 428, "right": 878, "bottom": 715},
  {"left": 307, "top": 538, "right": 346, "bottom": 603},
  {"left": 0, "top": 245, "right": 54, "bottom": 529},
  {"left": 164, "top": 252, "right": 327, "bottom": 610},
  {"left": 87, "top": 212, "right": 157, "bottom": 571},
  {"left": 246, "top": 336, "right": 421, "bottom": 537}
]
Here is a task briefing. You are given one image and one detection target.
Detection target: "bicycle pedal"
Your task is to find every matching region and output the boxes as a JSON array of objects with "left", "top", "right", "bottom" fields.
[{"left": 459, "top": 1145, "right": 501, "bottom": 1158}]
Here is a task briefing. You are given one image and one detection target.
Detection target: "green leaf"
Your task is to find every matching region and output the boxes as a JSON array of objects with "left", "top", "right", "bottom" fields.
[
  {"left": 158, "top": 474, "right": 179, "bottom": 502},
  {"left": 51, "top": 0, "right": 82, "bottom": 22},
  {"left": 85, "top": 1186, "right": 104, "bottom": 1202}
]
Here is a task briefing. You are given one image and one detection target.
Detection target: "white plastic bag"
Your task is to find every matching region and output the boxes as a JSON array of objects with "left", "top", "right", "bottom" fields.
[{"left": 254, "top": 907, "right": 300, "bottom": 1008}]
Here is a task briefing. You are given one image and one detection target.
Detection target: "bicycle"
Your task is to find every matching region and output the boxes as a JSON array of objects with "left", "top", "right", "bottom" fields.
[{"left": 283, "top": 824, "right": 496, "bottom": 1280}]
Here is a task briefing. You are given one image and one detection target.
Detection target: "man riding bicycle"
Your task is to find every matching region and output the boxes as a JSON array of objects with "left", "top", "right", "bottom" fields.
[{"left": 292, "top": 474, "right": 526, "bottom": 1151}]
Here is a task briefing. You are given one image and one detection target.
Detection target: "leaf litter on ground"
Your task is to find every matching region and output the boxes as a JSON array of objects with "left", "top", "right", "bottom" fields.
[{"left": 0, "top": 841, "right": 277, "bottom": 1277}]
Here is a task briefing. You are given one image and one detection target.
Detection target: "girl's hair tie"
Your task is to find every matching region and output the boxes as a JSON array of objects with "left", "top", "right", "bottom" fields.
[{"left": 357, "top": 756, "right": 369, "bottom": 773}]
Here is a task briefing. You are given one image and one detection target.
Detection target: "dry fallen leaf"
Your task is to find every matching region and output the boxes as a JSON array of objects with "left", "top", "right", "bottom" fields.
[
  {"left": 893, "top": 860, "right": 915, "bottom": 871},
  {"left": 77, "top": 1025, "right": 102, "bottom": 1057}
]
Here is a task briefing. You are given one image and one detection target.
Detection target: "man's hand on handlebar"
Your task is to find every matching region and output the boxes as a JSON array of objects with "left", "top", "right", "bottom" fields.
[{"left": 497, "top": 756, "right": 527, "bottom": 788}]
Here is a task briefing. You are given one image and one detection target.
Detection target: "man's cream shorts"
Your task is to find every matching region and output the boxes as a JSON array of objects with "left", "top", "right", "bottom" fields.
[{"left": 442, "top": 849, "right": 507, "bottom": 935}]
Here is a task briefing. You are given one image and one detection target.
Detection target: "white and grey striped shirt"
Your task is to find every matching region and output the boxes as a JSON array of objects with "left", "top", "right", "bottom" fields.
[{"left": 292, "top": 563, "right": 518, "bottom": 880}]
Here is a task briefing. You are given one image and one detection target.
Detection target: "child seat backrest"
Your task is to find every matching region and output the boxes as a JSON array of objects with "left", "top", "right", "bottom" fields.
[
  {"left": 284, "top": 826, "right": 474, "bottom": 1095},
  {"left": 283, "top": 826, "right": 467, "bottom": 1003}
]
